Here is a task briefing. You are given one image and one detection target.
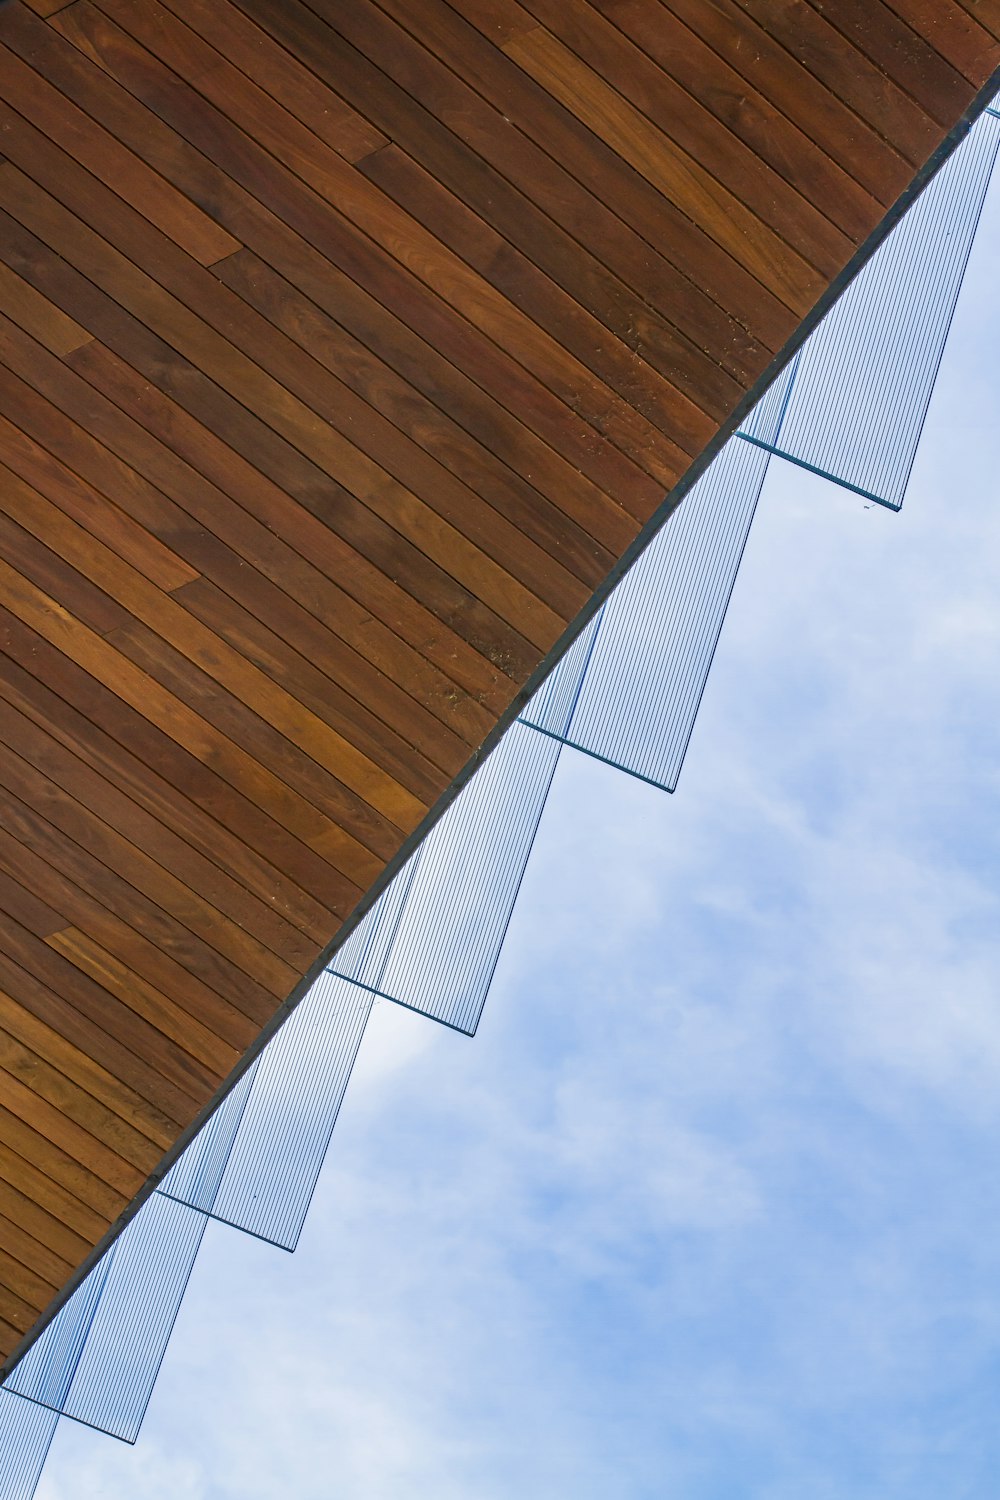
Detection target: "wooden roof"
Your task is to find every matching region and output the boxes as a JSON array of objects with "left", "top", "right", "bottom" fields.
[{"left": 0, "top": 0, "right": 997, "bottom": 1371}]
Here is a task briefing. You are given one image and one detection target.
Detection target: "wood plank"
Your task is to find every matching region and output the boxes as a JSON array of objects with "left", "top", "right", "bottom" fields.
[
  {"left": 881, "top": 0, "right": 1000, "bottom": 85},
  {"left": 61, "top": 344, "right": 511, "bottom": 737},
  {"left": 44, "top": 928, "right": 238, "bottom": 1081},
  {"left": 0, "top": 498, "right": 407, "bottom": 882},
  {"left": 5, "top": 0, "right": 645, "bottom": 574},
  {"left": 0, "top": 1068, "right": 142, "bottom": 1199},
  {"left": 211, "top": 248, "right": 638, "bottom": 564},
  {"left": 32, "top": 0, "right": 670, "bottom": 528},
  {"left": 0, "top": 0, "right": 991, "bottom": 1368},
  {"left": 0, "top": 28, "right": 238, "bottom": 265},
  {"left": 0, "top": 431, "right": 420, "bottom": 847},
  {"left": 212, "top": 250, "right": 618, "bottom": 591},
  {"left": 502, "top": 23, "right": 834, "bottom": 304},
  {"left": 102, "top": 618, "right": 404, "bottom": 870},
  {"left": 259, "top": 0, "right": 795, "bottom": 356},
  {"left": 0, "top": 221, "right": 501, "bottom": 746},
  {"left": 0, "top": 884, "right": 211, "bottom": 1113},
  {"left": 0, "top": 438, "right": 196, "bottom": 600},
  {"left": 0, "top": 686, "right": 306, "bottom": 983},
  {"left": 22, "top": 0, "right": 76, "bottom": 16},
  {"left": 574, "top": 0, "right": 889, "bottom": 231},
  {"left": 0, "top": 768, "right": 283, "bottom": 1030},
  {"left": 0, "top": 966, "right": 177, "bottom": 1152},
  {"left": 492, "top": 0, "right": 868, "bottom": 253},
  {"left": 7, "top": 0, "right": 594, "bottom": 634},
  {"left": 0, "top": 505, "right": 129, "bottom": 639},
  {"left": 0, "top": 148, "right": 556, "bottom": 677},
  {"left": 0, "top": 1212, "right": 79, "bottom": 1302},
  {"left": 0, "top": 1141, "right": 108, "bottom": 1246},
  {"left": 0, "top": 1027, "right": 156, "bottom": 1178},
  {"left": 0, "top": 1105, "right": 125, "bottom": 1224},
  {"left": 355, "top": 142, "right": 715, "bottom": 479},
  {"left": 171, "top": 576, "right": 452, "bottom": 807},
  {"left": 0, "top": 260, "right": 90, "bottom": 355},
  {"left": 0, "top": 602, "right": 345, "bottom": 939},
  {"left": 0, "top": 1244, "right": 58, "bottom": 1322},
  {"left": 0, "top": 1182, "right": 85, "bottom": 1278},
  {"left": 806, "top": 0, "right": 975, "bottom": 120},
  {"left": 725, "top": 0, "right": 943, "bottom": 166},
  {"left": 952, "top": 1, "right": 1000, "bottom": 46},
  {"left": 53, "top": 0, "right": 676, "bottom": 517},
  {"left": 109, "top": 0, "right": 724, "bottom": 468},
  {"left": 0, "top": 574, "right": 370, "bottom": 916},
  {"left": 652, "top": 0, "right": 914, "bottom": 202},
  {"left": 0, "top": 48, "right": 521, "bottom": 732},
  {"left": 160, "top": 0, "right": 388, "bottom": 163},
  {"left": 0, "top": 810, "right": 261, "bottom": 1055}
]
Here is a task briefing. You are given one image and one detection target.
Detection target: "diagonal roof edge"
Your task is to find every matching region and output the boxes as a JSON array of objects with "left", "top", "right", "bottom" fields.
[{"left": 2, "top": 35, "right": 998, "bottom": 1387}]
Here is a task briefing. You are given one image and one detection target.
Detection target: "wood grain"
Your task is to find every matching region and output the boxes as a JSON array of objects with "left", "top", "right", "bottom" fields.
[{"left": 0, "top": 0, "right": 994, "bottom": 1370}]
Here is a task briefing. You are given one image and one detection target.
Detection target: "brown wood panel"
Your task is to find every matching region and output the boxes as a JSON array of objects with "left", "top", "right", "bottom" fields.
[
  {"left": 52, "top": 1, "right": 677, "bottom": 514},
  {"left": 881, "top": 0, "right": 1000, "bottom": 86},
  {"left": 0, "top": 238, "right": 496, "bottom": 751},
  {"left": 498, "top": 0, "right": 860, "bottom": 263},
  {"left": 7, "top": 0, "right": 658, "bottom": 554},
  {"left": 212, "top": 249, "right": 620, "bottom": 589},
  {"left": 0, "top": 1141, "right": 106, "bottom": 1248},
  {"left": 0, "top": 0, "right": 995, "bottom": 1372},
  {"left": 806, "top": 0, "right": 973, "bottom": 122},
  {"left": 0, "top": 894, "right": 209, "bottom": 1118},
  {"left": 954, "top": 1, "right": 1000, "bottom": 46}
]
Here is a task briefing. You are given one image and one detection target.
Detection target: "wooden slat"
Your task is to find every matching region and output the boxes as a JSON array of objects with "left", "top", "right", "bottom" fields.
[
  {"left": 0, "top": 1187, "right": 87, "bottom": 1284},
  {"left": 805, "top": 0, "right": 974, "bottom": 123},
  {"left": 0, "top": 981, "right": 177, "bottom": 1157},
  {"left": 0, "top": 696, "right": 302, "bottom": 986},
  {"left": 211, "top": 250, "right": 619, "bottom": 589},
  {"left": 0, "top": 895, "right": 210, "bottom": 1117},
  {"left": 160, "top": 0, "right": 388, "bottom": 164},
  {"left": 953, "top": 1, "right": 1000, "bottom": 46},
  {"left": 129, "top": 0, "right": 728, "bottom": 464},
  {"left": 0, "top": 1140, "right": 108, "bottom": 1246},
  {"left": 0, "top": 152, "right": 557, "bottom": 676},
  {"left": 728, "top": 0, "right": 944, "bottom": 166},
  {"left": 0, "top": 241, "right": 497, "bottom": 750},
  {"left": 881, "top": 0, "right": 1000, "bottom": 86},
  {"left": 16, "top": 0, "right": 660, "bottom": 549},
  {"left": 652, "top": 0, "right": 915, "bottom": 201},
  {"left": 0, "top": 1106, "right": 124, "bottom": 1223},
  {"left": 497, "top": 0, "right": 862, "bottom": 263},
  {"left": 0, "top": 606, "right": 343, "bottom": 939},
  {"left": 269, "top": 0, "right": 794, "bottom": 362},
  {"left": 52, "top": 0, "right": 677, "bottom": 514},
  {"left": 0, "top": 0, "right": 994, "bottom": 1369},
  {"left": 0, "top": 23, "right": 238, "bottom": 264}
]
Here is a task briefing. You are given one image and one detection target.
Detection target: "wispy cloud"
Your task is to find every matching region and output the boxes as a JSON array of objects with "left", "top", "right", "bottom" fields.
[{"left": 36, "top": 183, "right": 1000, "bottom": 1500}]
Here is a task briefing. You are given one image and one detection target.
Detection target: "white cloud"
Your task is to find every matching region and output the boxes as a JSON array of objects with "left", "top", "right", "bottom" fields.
[{"left": 34, "top": 160, "right": 1000, "bottom": 1500}]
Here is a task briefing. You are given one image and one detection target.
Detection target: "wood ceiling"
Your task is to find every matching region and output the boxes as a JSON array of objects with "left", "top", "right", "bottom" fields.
[{"left": 0, "top": 0, "right": 997, "bottom": 1372}]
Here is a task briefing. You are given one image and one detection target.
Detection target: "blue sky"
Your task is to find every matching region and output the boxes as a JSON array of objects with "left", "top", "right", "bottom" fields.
[{"left": 34, "top": 183, "right": 1000, "bottom": 1499}]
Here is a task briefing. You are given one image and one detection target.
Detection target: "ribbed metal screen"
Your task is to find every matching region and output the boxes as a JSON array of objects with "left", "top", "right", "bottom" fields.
[
  {"left": 517, "top": 106, "right": 1000, "bottom": 793},
  {"left": 162, "top": 976, "right": 371, "bottom": 1250},
  {"left": 739, "top": 105, "right": 1000, "bottom": 508},
  {"left": 2, "top": 89, "right": 998, "bottom": 1500},
  {"left": 160, "top": 1061, "right": 259, "bottom": 1220},
  {"left": 6, "top": 1195, "right": 206, "bottom": 1444},
  {"left": 330, "top": 720, "right": 567, "bottom": 1034},
  {"left": 519, "top": 429, "right": 777, "bottom": 791},
  {"left": 327, "top": 616, "right": 600, "bottom": 1033},
  {"left": 0, "top": 1392, "right": 56, "bottom": 1500}
]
